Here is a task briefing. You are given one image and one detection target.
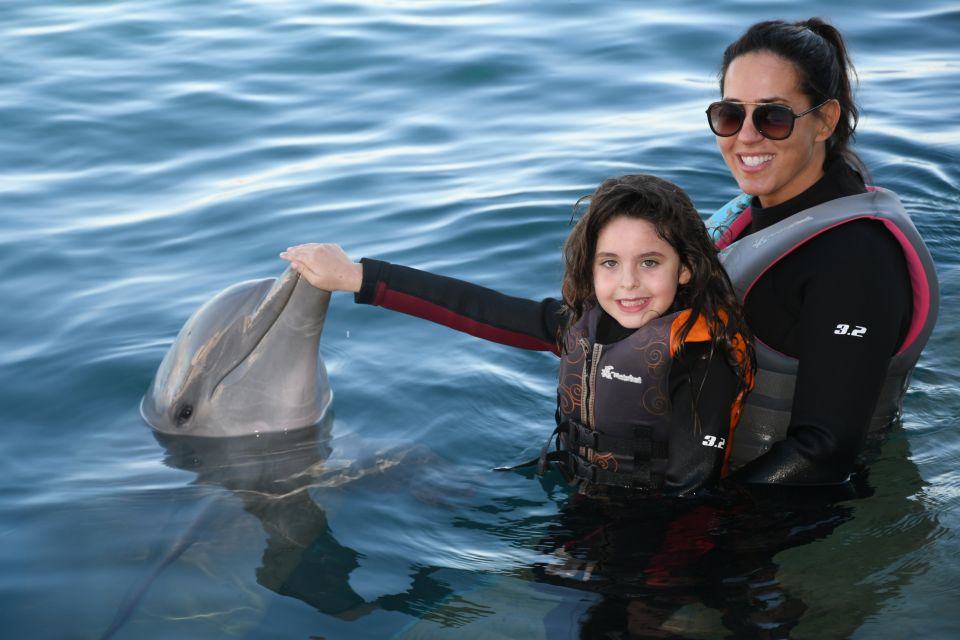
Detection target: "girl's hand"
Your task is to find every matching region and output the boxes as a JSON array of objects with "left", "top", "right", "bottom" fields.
[{"left": 280, "top": 243, "right": 363, "bottom": 293}]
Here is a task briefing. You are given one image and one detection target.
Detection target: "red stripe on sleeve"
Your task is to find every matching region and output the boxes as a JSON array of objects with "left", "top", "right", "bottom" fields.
[{"left": 378, "top": 288, "right": 560, "bottom": 355}]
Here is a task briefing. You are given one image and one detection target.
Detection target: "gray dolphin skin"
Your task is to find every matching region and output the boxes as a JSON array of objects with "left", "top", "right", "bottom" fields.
[{"left": 141, "top": 267, "right": 332, "bottom": 437}]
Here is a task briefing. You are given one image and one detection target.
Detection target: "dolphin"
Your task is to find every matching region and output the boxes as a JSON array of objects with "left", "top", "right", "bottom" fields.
[{"left": 141, "top": 266, "right": 332, "bottom": 437}]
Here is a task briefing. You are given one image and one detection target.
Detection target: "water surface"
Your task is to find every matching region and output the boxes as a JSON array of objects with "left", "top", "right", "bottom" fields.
[{"left": 1, "top": 1, "right": 959, "bottom": 638}]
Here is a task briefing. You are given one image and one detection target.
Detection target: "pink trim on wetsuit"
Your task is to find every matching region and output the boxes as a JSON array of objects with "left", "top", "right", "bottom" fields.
[{"left": 738, "top": 216, "right": 931, "bottom": 357}]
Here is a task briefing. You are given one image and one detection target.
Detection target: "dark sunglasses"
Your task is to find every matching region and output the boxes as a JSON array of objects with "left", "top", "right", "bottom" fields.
[{"left": 705, "top": 99, "right": 833, "bottom": 140}]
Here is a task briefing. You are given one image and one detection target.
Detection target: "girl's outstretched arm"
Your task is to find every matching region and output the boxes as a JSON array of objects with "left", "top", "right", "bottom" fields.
[
  {"left": 281, "top": 246, "right": 562, "bottom": 353},
  {"left": 355, "top": 258, "right": 561, "bottom": 353}
]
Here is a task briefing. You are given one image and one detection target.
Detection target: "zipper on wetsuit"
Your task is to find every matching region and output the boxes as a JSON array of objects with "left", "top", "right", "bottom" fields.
[{"left": 579, "top": 338, "right": 603, "bottom": 428}]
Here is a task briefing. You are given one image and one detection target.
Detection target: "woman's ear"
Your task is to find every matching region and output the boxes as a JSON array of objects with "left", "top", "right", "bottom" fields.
[
  {"left": 679, "top": 264, "right": 692, "bottom": 285},
  {"left": 815, "top": 99, "right": 842, "bottom": 143}
]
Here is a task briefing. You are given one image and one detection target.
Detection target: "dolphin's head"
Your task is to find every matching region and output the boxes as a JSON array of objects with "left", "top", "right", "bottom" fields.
[{"left": 141, "top": 267, "right": 332, "bottom": 437}]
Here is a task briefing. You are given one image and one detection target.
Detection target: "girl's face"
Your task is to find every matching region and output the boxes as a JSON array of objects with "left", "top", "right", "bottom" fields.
[
  {"left": 592, "top": 216, "right": 690, "bottom": 329},
  {"left": 718, "top": 51, "right": 839, "bottom": 208}
]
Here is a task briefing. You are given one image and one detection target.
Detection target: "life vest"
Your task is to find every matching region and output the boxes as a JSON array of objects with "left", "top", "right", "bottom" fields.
[
  {"left": 707, "top": 188, "right": 939, "bottom": 469},
  {"left": 540, "top": 303, "right": 748, "bottom": 492}
]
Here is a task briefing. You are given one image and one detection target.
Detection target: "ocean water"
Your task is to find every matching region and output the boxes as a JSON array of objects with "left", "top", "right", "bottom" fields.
[{"left": 1, "top": 1, "right": 958, "bottom": 638}]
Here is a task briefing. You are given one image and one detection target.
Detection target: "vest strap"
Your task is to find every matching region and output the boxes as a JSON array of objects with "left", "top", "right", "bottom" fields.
[
  {"left": 492, "top": 421, "right": 564, "bottom": 474},
  {"left": 750, "top": 368, "right": 796, "bottom": 401},
  {"left": 569, "top": 452, "right": 663, "bottom": 490},
  {"left": 559, "top": 416, "right": 667, "bottom": 489},
  {"left": 494, "top": 414, "right": 670, "bottom": 491},
  {"left": 561, "top": 418, "right": 668, "bottom": 460}
]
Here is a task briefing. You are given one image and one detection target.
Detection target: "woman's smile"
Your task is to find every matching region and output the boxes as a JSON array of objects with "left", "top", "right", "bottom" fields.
[{"left": 739, "top": 153, "right": 775, "bottom": 170}]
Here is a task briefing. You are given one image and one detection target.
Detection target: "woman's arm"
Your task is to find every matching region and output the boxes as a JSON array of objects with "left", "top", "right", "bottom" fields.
[{"left": 282, "top": 244, "right": 563, "bottom": 353}]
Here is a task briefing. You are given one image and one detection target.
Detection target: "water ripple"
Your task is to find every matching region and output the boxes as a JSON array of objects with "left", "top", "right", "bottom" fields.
[{"left": 2, "top": 1, "right": 960, "bottom": 638}]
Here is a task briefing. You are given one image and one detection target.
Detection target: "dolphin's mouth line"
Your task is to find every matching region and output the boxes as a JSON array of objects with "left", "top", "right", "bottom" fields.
[{"left": 208, "top": 272, "right": 301, "bottom": 398}]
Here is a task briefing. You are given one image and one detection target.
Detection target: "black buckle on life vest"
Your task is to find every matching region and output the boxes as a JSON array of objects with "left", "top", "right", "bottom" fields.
[
  {"left": 555, "top": 417, "right": 666, "bottom": 490},
  {"left": 561, "top": 418, "right": 667, "bottom": 461},
  {"left": 569, "top": 452, "right": 662, "bottom": 491},
  {"left": 494, "top": 414, "right": 667, "bottom": 491},
  {"left": 567, "top": 418, "right": 600, "bottom": 450}
]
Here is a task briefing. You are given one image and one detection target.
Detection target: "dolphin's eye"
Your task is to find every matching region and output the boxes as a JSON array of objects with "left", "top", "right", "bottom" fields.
[{"left": 176, "top": 405, "right": 194, "bottom": 424}]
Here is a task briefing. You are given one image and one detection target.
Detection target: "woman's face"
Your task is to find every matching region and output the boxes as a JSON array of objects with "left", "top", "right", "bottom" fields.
[{"left": 717, "top": 51, "right": 838, "bottom": 208}]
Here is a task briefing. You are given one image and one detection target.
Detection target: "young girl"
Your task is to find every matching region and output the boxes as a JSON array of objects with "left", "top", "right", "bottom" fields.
[{"left": 281, "top": 174, "right": 754, "bottom": 497}]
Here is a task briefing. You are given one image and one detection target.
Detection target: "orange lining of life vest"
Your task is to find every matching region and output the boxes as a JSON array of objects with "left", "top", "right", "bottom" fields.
[{"left": 667, "top": 310, "right": 755, "bottom": 477}]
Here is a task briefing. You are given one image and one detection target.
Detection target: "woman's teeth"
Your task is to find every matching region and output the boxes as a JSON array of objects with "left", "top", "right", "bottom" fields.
[{"left": 741, "top": 154, "right": 774, "bottom": 167}]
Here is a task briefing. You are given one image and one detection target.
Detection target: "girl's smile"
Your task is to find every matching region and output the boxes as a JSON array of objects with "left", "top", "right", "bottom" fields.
[
  {"left": 616, "top": 297, "right": 651, "bottom": 312},
  {"left": 592, "top": 216, "right": 690, "bottom": 330}
]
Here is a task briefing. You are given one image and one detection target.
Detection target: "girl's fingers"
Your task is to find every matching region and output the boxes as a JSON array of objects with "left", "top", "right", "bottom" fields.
[{"left": 279, "top": 244, "right": 360, "bottom": 291}]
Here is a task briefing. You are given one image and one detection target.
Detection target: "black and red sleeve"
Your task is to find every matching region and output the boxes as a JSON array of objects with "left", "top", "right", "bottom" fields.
[{"left": 355, "top": 258, "right": 563, "bottom": 354}]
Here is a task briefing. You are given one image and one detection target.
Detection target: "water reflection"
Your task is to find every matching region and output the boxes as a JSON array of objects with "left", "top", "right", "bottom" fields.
[
  {"left": 146, "top": 419, "right": 458, "bottom": 627},
  {"left": 523, "top": 424, "right": 936, "bottom": 639},
  {"left": 126, "top": 417, "right": 937, "bottom": 639},
  {"left": 153, "top": 422, "right": 371, "bottom": 616}
]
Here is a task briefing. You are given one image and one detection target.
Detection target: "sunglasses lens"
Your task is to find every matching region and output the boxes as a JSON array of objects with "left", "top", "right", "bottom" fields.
[
  {"left": 755, "top": 105, "right": 794, "bottom": 140},
  {"left": 708, "top": 102, "right": 745, "bottom": 137}
]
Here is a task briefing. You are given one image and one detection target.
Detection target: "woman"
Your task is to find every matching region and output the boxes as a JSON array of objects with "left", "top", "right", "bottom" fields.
[{"left": 704, "top": 18, "right": 939, "bottom": 484}]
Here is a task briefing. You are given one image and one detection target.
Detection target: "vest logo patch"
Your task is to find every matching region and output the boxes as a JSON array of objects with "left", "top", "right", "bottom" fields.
[{"left": 600, "top": 365, "right": 643, "bottom": 384}]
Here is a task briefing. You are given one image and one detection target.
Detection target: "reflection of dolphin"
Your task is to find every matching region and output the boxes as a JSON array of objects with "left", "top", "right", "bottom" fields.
[
  {"left": 151, "top": 422, "right": 371, "bottom": 616},
  {"left": 101, "top": 419, "right": 460, "bottom": 639},
  {"left": 159, "top": 429, "right": 459, "bottom": 620},
  {"left": 100, "top": 422, "right": 347, "bottom": 640},
  {"left": 141, "top": 267, "right": 331, "bottom": 437}
]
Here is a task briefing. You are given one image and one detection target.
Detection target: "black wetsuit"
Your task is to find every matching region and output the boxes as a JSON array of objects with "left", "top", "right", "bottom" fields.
[
  {"left": 731, "top": 159, "right": 913, "bottom": 485},
  {"left": 355, "top": 259, "right": 739, "bottom": 496}
]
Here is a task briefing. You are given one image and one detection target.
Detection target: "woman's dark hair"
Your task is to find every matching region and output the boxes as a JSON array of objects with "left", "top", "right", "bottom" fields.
[
  {"left": 719, "top": 17, "right": 867, "bottom": 176},
  {"left": 561, "top": 174, "right": 755, "bottom": 397}
]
